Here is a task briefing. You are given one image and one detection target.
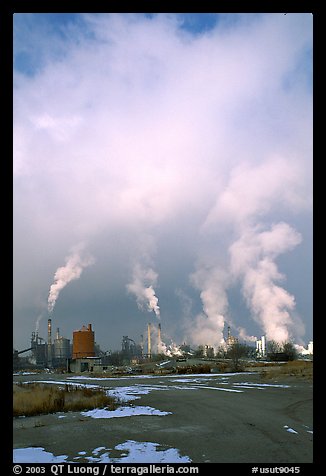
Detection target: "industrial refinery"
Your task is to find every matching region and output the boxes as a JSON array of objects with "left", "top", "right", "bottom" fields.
[
  {"left": 13, "top": 319, "right": 173, "bottom": 372},
  {"left": 13, "top": 318, "right": 313, "bottom": 373}
]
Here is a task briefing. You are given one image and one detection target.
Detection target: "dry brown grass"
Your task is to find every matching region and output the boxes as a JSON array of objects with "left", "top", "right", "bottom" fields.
[
  {"left": 13, "top": 383, "right": 117, "bottom": 417},
  {"left": 176, "top": 363, "right": 212, "bottom": 374},
  {"left": 259, "top": 360, "right": 313, "bottom": 380}
]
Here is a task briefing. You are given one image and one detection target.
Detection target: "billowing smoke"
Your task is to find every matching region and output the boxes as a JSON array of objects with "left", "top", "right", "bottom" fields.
[
  {"left": 150, "top": 324, "right": 182, "bottom": 357},
  {"left": 158, "top": 340, "right": 183, "bottom": 357},
  {"left": 236, "top": 327, "right": 257, "bottom": 343},
  {"left": 13, "top": 14, "right": 312, "bottom": 351},
  {"left": 127, "top": 263, "right": 160, "bottom": 318},
  {"left": 189, "top": 265, "right": 229, "bottom": 348},
  {"left": 47, "top": 243, "right": 95, "bottom": 314},
  {"left": 229, "top": 222, "right": 303, "bottom": 342},
  {"left": 190, "top": 156, "right": 306, "bottom": 346}
]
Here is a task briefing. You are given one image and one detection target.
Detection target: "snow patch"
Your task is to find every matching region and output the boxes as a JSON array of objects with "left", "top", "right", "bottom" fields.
[
  {"left": 112, "top": 440, "right": 191, "bottom": 463},
  {"left": 81, "top": 406, "right": 171, "bottom": 419},
  {"left": 14, "top": 441, "right": 191, "bottom": 463},
  {"left": 13, "top": 447, "right": 68, "bottom": 463},
  {"left": 196, "top": 385, "right": 243, "bottom": 393},
  {"left": 284, "top": 425, "right": 298, "bottom": 434}
]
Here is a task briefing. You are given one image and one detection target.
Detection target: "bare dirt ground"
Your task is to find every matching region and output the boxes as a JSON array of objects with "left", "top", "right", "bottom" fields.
[{"left": 13, "top": 369, "right": 313, "bottom": 463}]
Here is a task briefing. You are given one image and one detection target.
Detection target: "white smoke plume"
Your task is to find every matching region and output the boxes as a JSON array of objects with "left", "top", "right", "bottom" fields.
[
  {"left": 236, "top": 326, "right": 257, "bottom": 343},
  {"left": 229, "top": 222, "right": 302, "bottom": 342},
  {"left": 47, "top": 243, "right": 95, "bottom": 314},
  {"left": 149, "top": 323, "right": 182, "bottom": 356},
  {"left": 35, "top": 313, "right": 43, "bottom": 332},
  {"left": 12, "top": 14, "right": 312, "bottom": 351},
  {"left": 189, "top": 265, "right": 229, "bottom": 348},
  {"left": 127, "top": 263, "right": 160, "bottom": 318},
  {"left": 158, "top": 340, "right": 183, "bottom": 357},
  {"left": 34, "top": 297, "right": 48, "bottom": 331},
  {"left": 294, "top": 343, "right": 312, "bottom": 355},
  {"left": 194, "top": 154, "right": 308, "bottom": 347}
]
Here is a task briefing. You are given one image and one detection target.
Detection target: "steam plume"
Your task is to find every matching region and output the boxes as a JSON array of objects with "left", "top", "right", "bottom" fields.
[
  {"left": 47, "top": 243, "right": 95, "bottom": 314},
  {"left": 229, "top": 222, "right": 302, "bottom": 342},
  {"left": 189, "top": 265, "right": 229, "bottom": 347},
  {"left": 149, "top": 324, "right": 182, "bottom": 356},
  {"left": 35, "top": 313, "right": 43, "bottom": 332},
  {"left": 194, "top": 155, "right": 307, "bottom": 346},
  {"left": 127, "top": 263, "right": 160, "bottom": 318}
]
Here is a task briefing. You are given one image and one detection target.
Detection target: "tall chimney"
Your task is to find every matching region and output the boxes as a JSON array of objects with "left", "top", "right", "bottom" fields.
[
  {"left": 140, "top": 334, "right": 144, "bottom": 356},
  {"left": 47, "top": 318, "right": 52, "bottom": 367},
  {"left": 157, "top": 323, "right": 162, "bottom": 353},
  {"left": 147, "top": 323, "right": 151, "bottom": 359}
]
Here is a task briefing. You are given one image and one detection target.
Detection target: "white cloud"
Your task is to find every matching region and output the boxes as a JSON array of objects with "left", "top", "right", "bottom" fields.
[{"left": 13, "top": 13, "right": 313, "bottom": 350}]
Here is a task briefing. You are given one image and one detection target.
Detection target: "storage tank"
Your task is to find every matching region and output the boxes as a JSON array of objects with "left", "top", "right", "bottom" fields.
[
  {"left": 72, "top": 324, "right": 95, "bottom": 359},
  {"left": 54, "top": 336, "right": 71, "bottom": 359}
]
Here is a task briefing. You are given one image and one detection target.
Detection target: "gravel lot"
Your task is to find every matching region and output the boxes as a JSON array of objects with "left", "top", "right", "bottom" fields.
[{"left": 13, "top": 371, "right": 313, "bottom": 463}]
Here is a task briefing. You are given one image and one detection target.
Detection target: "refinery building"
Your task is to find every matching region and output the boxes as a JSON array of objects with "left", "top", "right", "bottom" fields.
[{"left": 13, "top": 318, "right": 313, "bottom": 371}]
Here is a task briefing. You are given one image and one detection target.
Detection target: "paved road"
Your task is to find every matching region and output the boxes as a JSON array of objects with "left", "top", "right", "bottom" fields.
[{"left": 13, "top": 372, "right": 313, "bottom": 463}]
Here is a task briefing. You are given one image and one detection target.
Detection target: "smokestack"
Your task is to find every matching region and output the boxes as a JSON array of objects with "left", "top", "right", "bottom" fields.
[
  {"left": 147, "top": 323, "right": 151, "bottom": 358},
  {"left": 140, "top": 334, "right": 144, "bottom": 356},
  {"left": 158, "top": 323, "right": 162, "bottom": 353},
  {"left": 47, "top": 318, "right": 52, "bottom": 367}
]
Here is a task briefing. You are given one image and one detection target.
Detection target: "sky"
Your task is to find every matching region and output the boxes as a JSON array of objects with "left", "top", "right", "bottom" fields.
[{"left": 13, "top": 13, "right": 313, "bottom": 354}]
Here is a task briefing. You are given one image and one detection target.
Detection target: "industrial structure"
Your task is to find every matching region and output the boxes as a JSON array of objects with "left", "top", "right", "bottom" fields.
[
  {"left": 13, "top": 313, "right": 312, "bottom": 372},
  {"left": 296, "top": 340, "right": 313, "bottom": 357},
  {"left": 47, "top": 318, "right": 52, "bottom": 367},
  {"left": 13, "top": 319, "right": 71, "bottom": 370},
  {"left": 72, "top": 323, "right": 95, "bottom": 359},
  {"left": 157, "top": 323, "right": 162, "bottom": 353},
  {"left": 203, "top": 345, "right": 215, "bottom": 357},
  {"left": 68, "top": 324, "right": 97, "bottom": 372},
  {"left": 31, "top": 331, "right": 47, "bottom": 366},
  {"left": 226, "top": 325, "right": 238, "bottom": 348},
  {"left": 121, "top": 335, "right": 142, "bottom": 361},
  {"left": 147, "top": 322, "right": 152, "bottom": 359},
  {"left": 256, "top": 335, "right": 267, "bottom": 358},
  {"left": 14, "top": 320, "right": 160, "bottom": 372},
  {"left": 53, "top": 328, "right": 71, "bottom": 365}
]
